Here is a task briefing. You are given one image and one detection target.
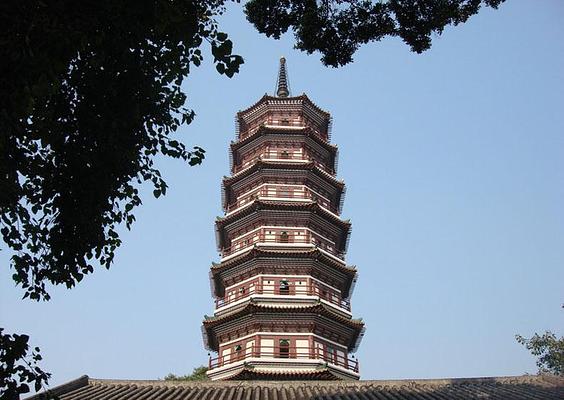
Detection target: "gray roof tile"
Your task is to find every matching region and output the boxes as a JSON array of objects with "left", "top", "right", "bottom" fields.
[{"left": 27, "top": 375, "right": 564, "bottom": 400}]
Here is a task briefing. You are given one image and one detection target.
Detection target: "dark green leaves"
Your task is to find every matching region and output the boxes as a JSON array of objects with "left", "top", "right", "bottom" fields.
[
  {"left": 0, "top": 0, "right": 243, "bottom": 302},
  {"left": 245, "top": 0, "right": 506, "bottom": 67},
  {"left": 0, "top": 329, "right": 51, "bottom": 398},
  {"left": 189, "top": 146, "right": 206, "bottom": 166},
  {"left": 211, "top": 34, "right": 245, "bottom": 78},
  {"left": 516, "top": 331, "right": 564, "bottom": 376}
]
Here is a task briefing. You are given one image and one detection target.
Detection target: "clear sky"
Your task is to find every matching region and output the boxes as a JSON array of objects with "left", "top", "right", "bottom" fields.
[{"left": 1, "top": 0, "right": 563, "bottom": 388}]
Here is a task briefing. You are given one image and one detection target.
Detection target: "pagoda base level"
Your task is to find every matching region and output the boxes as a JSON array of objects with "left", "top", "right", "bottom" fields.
[
  {"left": 206, "top": 359, "right": 360, "bottom": 381},
  {"left": 228, "top": 368, "right": 341, "bottom": 381}
]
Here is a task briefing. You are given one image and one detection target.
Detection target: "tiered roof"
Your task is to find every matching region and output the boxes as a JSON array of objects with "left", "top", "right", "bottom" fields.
[
  {"left": 230, "top": 125, "right": 338, "bottom": 154},
  {"left": 221, "top": 160, "right": 345, "bottom": 211},
  {"left": 236, "top": 94, "right": 331, "bottom": 136},
  {"left": 230, "top": 125, "right": 339, "bottom": 173},
  {"left": 215, "top": 200, "right": 351, "bottom": 253},
  {"left": 202, "top": 302, "right": 365, "bottom": 352},
  {"left": 209, "top": 248, "right": 357, "bottom": 298}
]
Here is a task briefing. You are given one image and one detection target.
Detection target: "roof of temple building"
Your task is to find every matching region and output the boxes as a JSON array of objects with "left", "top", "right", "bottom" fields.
[{"left": 28, "top": 374, "right": 564, "bottom": 400}]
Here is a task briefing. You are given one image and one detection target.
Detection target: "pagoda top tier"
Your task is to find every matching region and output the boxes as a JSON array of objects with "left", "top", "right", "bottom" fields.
[{"left": 236, "top": 59, "right": 332, "bottom": 141}]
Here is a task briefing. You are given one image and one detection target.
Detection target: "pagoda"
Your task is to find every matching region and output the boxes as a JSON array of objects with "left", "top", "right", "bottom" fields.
[{"left": 202, "top": 58, "right": 365, "bottom": 381}]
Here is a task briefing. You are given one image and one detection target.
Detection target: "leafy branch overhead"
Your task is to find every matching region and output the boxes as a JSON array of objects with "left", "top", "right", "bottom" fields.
[
  {"left": 0, "top": 0, "right": 243, "bottom": 302},
  {"left": 245, "top": 0, "right": 506, "bottom": 67}
]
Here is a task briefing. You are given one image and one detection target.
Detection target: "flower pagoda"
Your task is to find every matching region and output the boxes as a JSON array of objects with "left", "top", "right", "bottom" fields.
[{"left": 202, "top": 58, "right": 365, "bottom": 381}]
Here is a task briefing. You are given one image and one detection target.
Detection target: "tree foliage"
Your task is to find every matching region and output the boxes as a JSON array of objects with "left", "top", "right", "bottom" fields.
[
  {"left": 164, "top": 366, "right": 209, "bottom": 381},
  {"left": 1, "top": 0, "right": 242, "bottom": 393},
  {"left": 245, "top": 0, "right": 506, "bottom": 67},
  {"left": 0, "top": 329, "right": 51, "bottom": 399},
  {"left": 0, "top": 0, "right": 243, "bottom": 303},
  {"left": 516, "top": 331, "right": 564, "bottom": 376}
]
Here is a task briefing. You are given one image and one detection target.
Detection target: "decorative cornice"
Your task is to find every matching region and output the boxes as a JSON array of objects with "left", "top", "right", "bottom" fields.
[
  {"left": 223, "top": 159, "right": 345, "bottom": 188},
  {"left": 236, "top": 94, "right": 330, "bottom": 122},
  {"left": 230, "top": 125, "right": 337, "bottom": 153},
  {"left": 203, "top": 302, "right": 364, "bottom": 330},
  {"left": 216, "top": 200, "right": 351, "bottom": 230},
  {"left": 211, "top": 248, "right": 355, "bottom": 272}
]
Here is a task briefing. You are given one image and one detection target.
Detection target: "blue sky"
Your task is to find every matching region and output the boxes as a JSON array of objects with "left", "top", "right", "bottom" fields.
[{"left": 1, "top": 0, "right": 563, "bottom": 387}]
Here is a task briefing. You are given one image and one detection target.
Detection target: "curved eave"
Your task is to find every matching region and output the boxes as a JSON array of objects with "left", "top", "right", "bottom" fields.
[
  {"left": 215, "top": 200, "right": 351, "bottom": 254},
  {"left": 222, "top": 161, "right": 345, "bottom": 211},
  {"left": 237, "top": 94, "right": 331, "bottom": 121},
  {"left": 231, "top": 125, "right": 338, "bottom": 153},
  {"left": 211, "top": 248, "right": 355, "bottom": 273},
  {"left": 203, "top": 303, "right": 364, "bottom": 352},
  {"left": 236, "top": 94, "right": 269, "bottom": 118},
  {"left": 223, "top": 160, "right": 344, "bottom": 188},
  {"left": 204, "top": 302, "right": 363, "bottom": 329},
  {"left": 209, "top": 247, "right": 358, "bottom": 298},
  {"left": 216, "top": 200, "right": 351, "bottom": 230}
]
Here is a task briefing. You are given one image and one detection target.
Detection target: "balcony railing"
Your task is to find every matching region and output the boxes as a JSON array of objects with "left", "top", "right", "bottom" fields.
[
  {"left": 239, "top": 121, "right": 306, "bottom": 140},
  {"left": 222, "top": 232, "right": 339, "bottom": 258},
  {"left": 209, "top": 346, "right": 359, "bottom": 373},
  {"left": 215, "top": 283, "right": 351, "bottom": 311},
  {"left": 228, "top": 185, "right": 337, "bottom": 214}
]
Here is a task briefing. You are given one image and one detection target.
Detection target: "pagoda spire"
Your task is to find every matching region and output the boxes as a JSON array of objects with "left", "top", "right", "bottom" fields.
[{"left": 276, "top": 57, "right": 290, "bottom": 97}]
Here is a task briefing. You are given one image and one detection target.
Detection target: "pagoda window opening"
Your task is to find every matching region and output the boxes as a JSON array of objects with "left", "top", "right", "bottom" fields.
[
  {"left": 280, "top": 149, "right": 291, "bottom": 159},
  {"left": 279, "top": 339, "right": 290, "bottom": 358},
  {"left": 279, "top": 231, "right": 290, "bottom": 243},
  {"left": 325, "top": 345, "right": 342, "bottom": 366},
  {"left": 277, "top": 186, "right": 292, "bottom": 198},
  {"left": 234, "top": 344, "right": 243, "bottom": 361},
  {"left": 279, "top": 280, "right": 290, "bottom": 295}
]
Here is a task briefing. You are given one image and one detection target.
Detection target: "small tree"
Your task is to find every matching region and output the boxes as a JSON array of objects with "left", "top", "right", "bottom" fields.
[
  {"left": 164, "top": 366, "right": 209, "bottom": 381},
  {"left": 516, "top": 331, "right": 564, "bottom": 376}
]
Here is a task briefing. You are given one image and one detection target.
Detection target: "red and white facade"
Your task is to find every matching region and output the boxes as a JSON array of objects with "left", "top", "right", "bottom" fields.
[{"left": 202, "top": 58, "right": 364, "bottom": 380}]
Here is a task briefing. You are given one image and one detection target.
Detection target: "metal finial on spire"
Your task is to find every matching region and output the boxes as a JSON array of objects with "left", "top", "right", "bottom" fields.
[{"left": 276, "top": 57, "right": 290, "bottom": 97}]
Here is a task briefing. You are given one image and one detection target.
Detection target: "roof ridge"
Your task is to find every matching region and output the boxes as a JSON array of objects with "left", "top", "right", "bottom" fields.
[
  {"left": 80, "top": 374, "right": 561, "bottom": 387},
  {"left": 26, "top": 374, "right": 564, "bottom": 399}
]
